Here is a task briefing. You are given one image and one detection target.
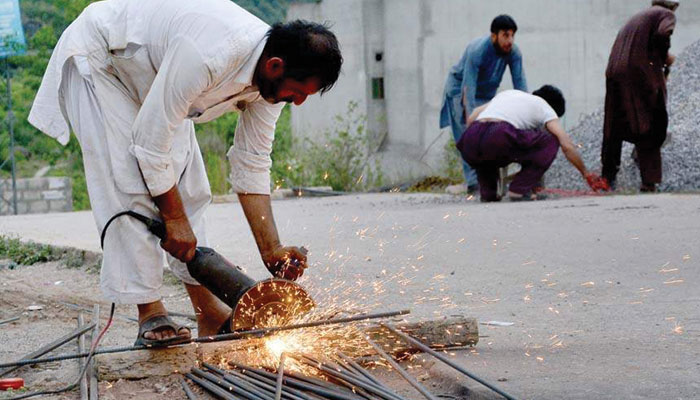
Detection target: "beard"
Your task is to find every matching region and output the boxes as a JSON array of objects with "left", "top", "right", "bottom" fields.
[
  {"left": 257, "top": 75, "right": 283, "bottom": 103},
  {"left": 494, "top": 41, "right": 512, "bottom": 55}
]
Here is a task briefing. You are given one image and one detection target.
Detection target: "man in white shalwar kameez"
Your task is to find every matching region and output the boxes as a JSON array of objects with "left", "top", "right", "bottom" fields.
[{"left": 28, "top": 0, "right": 342, "bottom": 346}]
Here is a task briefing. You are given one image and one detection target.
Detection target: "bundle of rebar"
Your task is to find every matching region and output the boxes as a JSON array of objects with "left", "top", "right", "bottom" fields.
[{"left": 180, "top": 323, "right": 517, "bottom": 400}]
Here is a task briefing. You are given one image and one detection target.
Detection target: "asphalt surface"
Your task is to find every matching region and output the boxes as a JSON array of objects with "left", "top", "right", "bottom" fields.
[{"left": 1, "top": 192, "right": 698, "bottom": 399}]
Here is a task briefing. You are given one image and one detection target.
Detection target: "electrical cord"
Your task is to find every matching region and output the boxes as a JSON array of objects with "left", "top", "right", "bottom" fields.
[{"left": 7, "top": 303, "right": 116, "bottom": 400}]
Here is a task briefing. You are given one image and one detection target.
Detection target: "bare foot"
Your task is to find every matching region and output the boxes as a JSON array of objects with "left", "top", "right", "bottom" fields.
[
  {"left": 185, "top": 283, "right": 232, "bottom": 337},
  {"left": 137, "top": 301, "right": 191, "bottom": 341}
]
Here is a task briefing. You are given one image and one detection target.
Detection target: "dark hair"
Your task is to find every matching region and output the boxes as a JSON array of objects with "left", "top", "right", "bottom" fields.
[
  {"left": 490, "top": 15, "right": 518, "bottom": 34},
  {"left": 264, "top": 20, "right": 343, "bottom": 94},
  {"left": 533, "top": 85, "right": 566, "bottom": 117}
]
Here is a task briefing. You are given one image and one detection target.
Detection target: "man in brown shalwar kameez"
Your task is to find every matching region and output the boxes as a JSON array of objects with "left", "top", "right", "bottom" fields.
[{"left": 602, "top": 0, "right": 679, "bottom": 192}]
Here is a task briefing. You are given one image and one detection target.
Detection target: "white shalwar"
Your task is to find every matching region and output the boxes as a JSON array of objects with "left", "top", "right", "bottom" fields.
[{"left": 28, "top": 0, "right": 284, "bottom": 304}]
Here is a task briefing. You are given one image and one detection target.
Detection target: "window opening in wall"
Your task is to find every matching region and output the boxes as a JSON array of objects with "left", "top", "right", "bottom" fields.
[
  {"left": 375, "top": 52, "right": 383, "bottom": 62},
  {"left": 371, "top": 77, "right": 384, "bottom": 99}
]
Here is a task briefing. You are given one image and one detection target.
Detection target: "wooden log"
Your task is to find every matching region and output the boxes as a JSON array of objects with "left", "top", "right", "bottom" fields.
[{"left": 97, "top": 316, "right": 477, "bottom": 381}]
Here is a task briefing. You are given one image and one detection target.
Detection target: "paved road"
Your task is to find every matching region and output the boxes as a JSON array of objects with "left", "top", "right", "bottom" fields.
[{"left": 1, "top": 193, "right": 699, "bottom": 399}]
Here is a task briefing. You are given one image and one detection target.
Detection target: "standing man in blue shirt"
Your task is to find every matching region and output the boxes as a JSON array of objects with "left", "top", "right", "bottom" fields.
[{"left": 440, "top": 15, "right": 528, "bottom": 194}]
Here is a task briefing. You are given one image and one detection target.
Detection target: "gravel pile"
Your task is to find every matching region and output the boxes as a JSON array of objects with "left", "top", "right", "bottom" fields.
[{"left": 545, "top": 39, "right": 700, "bottom": 192}]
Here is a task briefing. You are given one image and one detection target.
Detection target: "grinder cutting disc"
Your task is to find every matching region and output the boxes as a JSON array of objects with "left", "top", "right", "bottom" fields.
[{"left": 231, "top": 278, "right": 315, "bottom": 331}]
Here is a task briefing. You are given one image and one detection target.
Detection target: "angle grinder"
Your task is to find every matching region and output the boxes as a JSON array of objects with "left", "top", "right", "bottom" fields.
[{"left": 111, "top": 211, "right": 315, "bottom": 331}]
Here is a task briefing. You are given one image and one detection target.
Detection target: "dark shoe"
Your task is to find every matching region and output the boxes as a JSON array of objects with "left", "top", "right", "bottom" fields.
[
  {"left": 134, "top": 314, "right": 191, "bottom": 347},
  {"left": 480, "top": 194, "right": 502, "bottom": 203},
  {"left": 640, "top": 183, "right": 657, "bottom": 193}
]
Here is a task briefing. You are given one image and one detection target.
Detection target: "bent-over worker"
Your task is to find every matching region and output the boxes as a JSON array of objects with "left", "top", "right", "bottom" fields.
[
  {"left": 440, "top": 15, "right": 527, "bottom": 194},
  {"left": 457, "top": 87, "right": 603, "bottom": 202},
  {"left": 28, "top": 0, "right": 342, "bottom": 346}
]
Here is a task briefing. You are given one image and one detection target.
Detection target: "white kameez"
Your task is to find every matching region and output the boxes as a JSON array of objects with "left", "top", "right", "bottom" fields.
[{"left": 29, "top": 0, "right": 284, "bottom": 304}]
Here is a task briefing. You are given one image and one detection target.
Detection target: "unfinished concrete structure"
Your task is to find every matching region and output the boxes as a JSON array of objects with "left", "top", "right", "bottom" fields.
[{"left": 288, "top": 0, "right": 700, "bottom": 182}]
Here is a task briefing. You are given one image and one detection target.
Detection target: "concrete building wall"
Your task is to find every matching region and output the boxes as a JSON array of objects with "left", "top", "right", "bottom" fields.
[
  {"left": 288, "top": 0, "right": 700, "bottom": 182},
  {"left": 0, "top": 177, "right": 73, "bottom": 215}
]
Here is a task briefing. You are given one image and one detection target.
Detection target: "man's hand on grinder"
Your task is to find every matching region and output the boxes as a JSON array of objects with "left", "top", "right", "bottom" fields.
[
  {"left": 263, "top": 245, "right": 308, "bottom": 281},
  {"left": 154, "top": 185, "right": 197, "bottom": 263},
  {"left": 161, "top": 215, "right": 197, "bottom": 263}
]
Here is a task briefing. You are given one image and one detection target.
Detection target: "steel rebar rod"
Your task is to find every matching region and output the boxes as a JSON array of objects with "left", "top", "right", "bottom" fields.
[
  {"left": 203, "top": 366, "right": 277, "bottom": 400},
  {"left": 193, "top": 368, "right": 268, "bottom": 400},
  {"left": 77, "top": 313, "right": 89, "bottom": 400},
  {"left": 179, "top": 376, "right": 199, "bottom": 400},
  {"left": 275, "top": 353, "right": 286, "bottom": 400},
  {"left": 229, "top": 361, "right": 363, "bottom": 400},
  {"left": 293, "top": 354, "right": 406, "bottom": 400},
  {"left": 198, "top": 309, "right": 411, "bottom": 343},
  {"left": 0, "top": 322, "right": 96, "bottom": 376},
  {"left": 330, "top": 358, "right": 383, "bottom": 400},
  {"left": 88, "top": 304, "right": 99, "bottom": 400},
  {"left": 337, "top": 352, "right": 384, "bottom": 387},
  {"left": 0, "top": 310, "right": 410, "bottom": 369},
  {"left": 364, "top": 336, "right": 438, "bottom": 400},
  {"left": 0, "top": 316, "right": 20, "bottom": 326},
  {"left": 209, "top": 363, "right": 311, "bottom": 400},
  {"left": 382, "top": 324, "right": 517, "bottom": 400},
  {"left": 185, "top": 372, "right": 236, "bottom": 400},
  {"left": 300, "top": 354, "right": 380, "bottom": 398},
  {"left": 202, "top": 363, "right": 312, "bottom": 400}
]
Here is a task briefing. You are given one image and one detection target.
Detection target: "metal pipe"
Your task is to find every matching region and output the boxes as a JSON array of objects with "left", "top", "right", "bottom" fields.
[
  {"left": 229, "top": 361, "right": 363, "bottom": 400},
  {"left": 0, "top": 316, "right": 20, "bottom": 326},
  {"left": 179, "top": 376, "right": 198, "bottom": 400},
  {"left": 382, "top": 324, "right": 518, "bottom": 400},
  {"left": 275, "top": 353, "right": 286, "bottom": 400},
  {"left": 77, "top": 313, "right": 89, "bottom": 400},
  {"left": 185, "top": 372, "right": 236, "bottom": 400},
  {"left": 364, "top": 336, "right": 438, "bottom": 400},
  {"left": 208, "top": 363, "right": 311, "bottom": 400},
  {"left": 0, "top": 310, "right": 410, "bottom": 369},
  {"left": 193, "top": 368, "right": 267, "bottom": 400},
  {"left": 337, "top": 352, "right": 384, "bottom": 387},
  {"left": 89, "top": 304, "right": 99, "bottom": 400},
  {"left": 292, "top": 354, "right": 405, "bottom": 400},
  {"left": 0, "top": 322, "right": 95, "bottom": 376}
]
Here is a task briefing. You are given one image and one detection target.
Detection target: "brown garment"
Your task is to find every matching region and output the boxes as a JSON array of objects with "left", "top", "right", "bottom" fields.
[{"left": 602, "top": 6, "right": 675, "bottom": 185}]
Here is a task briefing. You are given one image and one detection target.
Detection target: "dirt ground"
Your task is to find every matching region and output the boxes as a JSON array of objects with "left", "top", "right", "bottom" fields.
[
  {"left": 2, "top": 192, "right": 700, "bottom": 399},
  {"left": 0, "top": 259, "right": 494, "bottom": 400}
]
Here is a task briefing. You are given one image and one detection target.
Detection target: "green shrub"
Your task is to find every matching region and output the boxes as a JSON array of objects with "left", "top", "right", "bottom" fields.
[
  {"left": 442, "top": 136, "right": 464, "bottom": 182},
  {"left": 274, "top": 101, "right": 384, "bottom": 191},
  {"left": 0, "top": 234, "right": 101, "bottom": 270}
]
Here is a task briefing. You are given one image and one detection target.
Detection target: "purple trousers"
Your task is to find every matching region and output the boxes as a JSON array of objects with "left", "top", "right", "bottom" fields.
[{"left": 457, "top": 121, "right": 559, "bottom": 201}]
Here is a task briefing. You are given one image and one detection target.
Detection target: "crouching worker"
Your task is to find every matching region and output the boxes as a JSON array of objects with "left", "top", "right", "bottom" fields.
[{"left": 457, "top": 86, "right": 603, "bottom": 202}]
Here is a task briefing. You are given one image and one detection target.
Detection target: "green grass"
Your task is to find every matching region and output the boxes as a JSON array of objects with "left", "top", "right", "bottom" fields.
[{"left": 0, "top": 235, "right": 101, "bottom": 271}]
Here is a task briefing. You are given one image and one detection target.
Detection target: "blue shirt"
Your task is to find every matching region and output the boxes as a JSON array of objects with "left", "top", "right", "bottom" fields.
[{"left": 440, "top": 36, "right": 527, "bottom": 129}]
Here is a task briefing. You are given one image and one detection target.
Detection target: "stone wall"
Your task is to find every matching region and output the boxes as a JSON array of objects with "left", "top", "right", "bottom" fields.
[{"left": 0, "top": 177, "right": 73, "bottom": 215}]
